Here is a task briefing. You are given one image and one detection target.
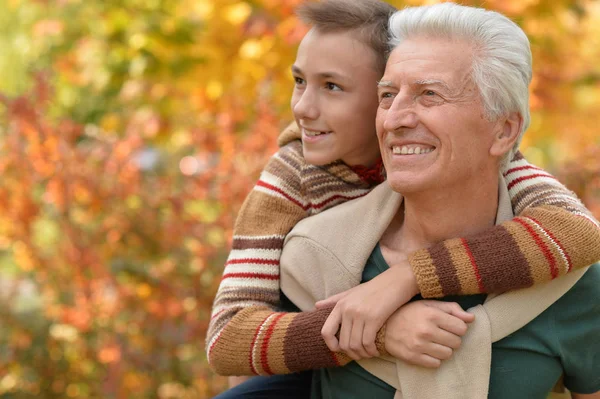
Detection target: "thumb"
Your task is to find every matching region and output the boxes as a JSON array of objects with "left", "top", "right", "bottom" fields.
[
  {"left": 315, "top": 291, "right": 348, "bottom": 309},
  {"left": 423, "top": 300, "right": 475, "bottom": 323}
]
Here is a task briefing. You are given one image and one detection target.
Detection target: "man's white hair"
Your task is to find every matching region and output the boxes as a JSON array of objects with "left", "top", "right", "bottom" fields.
[{"left": 389, "top": 3, "right": 532, "bottom": 156}]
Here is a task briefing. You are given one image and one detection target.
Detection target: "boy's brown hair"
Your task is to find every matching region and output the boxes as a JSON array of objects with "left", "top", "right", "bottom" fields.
[{"left": 297, "top": 0, "right": 397, "bottom": 74}]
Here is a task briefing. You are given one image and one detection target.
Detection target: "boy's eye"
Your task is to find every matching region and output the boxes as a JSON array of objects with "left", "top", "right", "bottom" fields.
[
  {"left": 294, "top": 77, "right": 305, "bottom": 85},
  {"left": 325, "top": 82, "right": 342, "bottom": 91}
]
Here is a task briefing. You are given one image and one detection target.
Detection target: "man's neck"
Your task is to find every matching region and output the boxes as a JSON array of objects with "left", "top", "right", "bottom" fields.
[{"left": 382, "top": 172, "right": 500, "bottom": 255}]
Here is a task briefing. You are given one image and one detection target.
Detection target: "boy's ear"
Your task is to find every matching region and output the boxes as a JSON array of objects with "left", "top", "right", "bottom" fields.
[{"left": 489, "top": 112, "right": 523, "bottom": 158}]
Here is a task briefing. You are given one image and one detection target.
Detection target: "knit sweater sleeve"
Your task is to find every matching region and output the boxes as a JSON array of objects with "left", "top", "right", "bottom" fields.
[
  {"left": 206, "top": 141, "right": 379, "bottom": 376},
  {"left": 412, "top": 152, "right": 600, "bottom": 297}
]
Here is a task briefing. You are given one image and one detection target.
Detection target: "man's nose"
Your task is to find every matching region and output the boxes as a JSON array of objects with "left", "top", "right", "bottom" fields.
[
  {"left": 383, "top": 94, "right": 419, "bottom": 132},
  {"left": 293, "top": 88, "right": 320, "bottom": 120}
]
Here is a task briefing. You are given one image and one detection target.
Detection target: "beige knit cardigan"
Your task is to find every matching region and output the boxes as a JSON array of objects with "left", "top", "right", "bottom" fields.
[{"left": 280, "top": 176, "right": 588, "bottom": 399}]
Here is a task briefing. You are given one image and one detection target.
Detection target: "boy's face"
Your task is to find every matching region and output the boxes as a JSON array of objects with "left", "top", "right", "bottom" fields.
[{"left": 291, "top": 29, "right": 382, "bottom": 167}]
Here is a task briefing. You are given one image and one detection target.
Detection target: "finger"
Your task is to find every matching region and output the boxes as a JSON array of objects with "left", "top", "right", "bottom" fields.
[
  {"left": 409, "top": 353, "right": 442, "bottom": 369},
  {"left": 434, "top": 311, "right": 469, "bottom": 337},
  {"left": 427, "top": 301, "right": 474, "bottom": 323},
  {"left": 430, "top": 328, "right": 463, "bottom": 350},
  {"left": 362, "top": 325, "right": 380, "bottom": 358},
  {"left": 321, "top": 308, "right": 342, "bottom": 352},
  {"left": 338, "top": 313, "right": 360, "bottom": 360},
  {"left": 423, "top": 342, "right": 454, "bottom": 361},
  {"left": 315, "top": 291, "right": 348, "bottom": 309},
  {"left": 349, "top": 319, "right": 370, "bottom": 359}
]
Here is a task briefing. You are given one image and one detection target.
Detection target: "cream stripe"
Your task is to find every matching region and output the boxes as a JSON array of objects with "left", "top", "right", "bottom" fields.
[
  {"left": 258, "top": 171, "right": 307, "bottom": 206},
  {"left": 219, "top": 278, "right": 279, "bottom": 290},
  {"left": 505, "top": 168, "right": 552, "bottom": 182},
  {"left": 228, "top": 248, "right": 281, "bottom": 261},
  {"left": 502, "top": 158, "right": 534, "bottom": 172},
  {"left": 508, "top": 176, "right": 563, "bottom": 196},
  {"left": 232, "top": 234, "right": 286, "bottom": 240},
  {"left": 222, "top": 263, "right": 280, "bottom": 275},
  {"left": 522, "top": 217, "right": 570, "bottom": 274},
  {"left": 252, "top": 313, "right": 279, "bottom": 375}
]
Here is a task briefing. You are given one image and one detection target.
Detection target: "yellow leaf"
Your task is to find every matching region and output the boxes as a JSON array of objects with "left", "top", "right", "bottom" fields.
[{"left": 224, "top": 2, "right": 252, "bottom": 26}]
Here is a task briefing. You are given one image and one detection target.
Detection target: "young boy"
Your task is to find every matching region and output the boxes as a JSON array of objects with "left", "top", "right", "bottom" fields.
[{"left": 206, "top": 0, "right": 600, "bottom": 393}]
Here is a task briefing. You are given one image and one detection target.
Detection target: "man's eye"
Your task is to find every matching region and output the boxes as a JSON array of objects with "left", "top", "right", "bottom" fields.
[
  {"left": 379, "top": 92, "right": 395, "bottom": 101},
  {"left": 424, "top": 90, "right": 437, "bottom": 96},
  {"left": 325, "top": 82, "right": 342, "bottom": 91}
]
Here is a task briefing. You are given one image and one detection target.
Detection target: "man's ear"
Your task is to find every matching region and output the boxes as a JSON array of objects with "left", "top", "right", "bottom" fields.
[{"left": 489, "top": 112, "right": 523, "bottom": 157}]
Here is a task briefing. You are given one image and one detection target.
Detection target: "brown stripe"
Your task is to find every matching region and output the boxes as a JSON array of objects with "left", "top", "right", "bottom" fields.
[
  {"left": 511, "top": 184, "right": 576, "bottom": 213},
  {"left": 235, "top": 192, "right": 307, "bottom": 236},
  {"left": 429, "top": 243, "right": 461, "bottom": 296},
  {"left": 467, "top": 225, "right": 533, "bottom": 292},
  {"left": 283, "top": 308, "right": 338, "bottom": 372},
  {"left": 446, "top": 238, "right": 481, "bottom": 294},
  {"left": 409, "top": 249, "right": 444, "bottom": 298},
  {"left": 264, "top": 313, "right": 293, "bottom": 374},
  {"left": 216, "top": 289, "right": 280, "bottom": 306},
  {"left": 232, "top": 237, "right": 285, "bottom": 250}
]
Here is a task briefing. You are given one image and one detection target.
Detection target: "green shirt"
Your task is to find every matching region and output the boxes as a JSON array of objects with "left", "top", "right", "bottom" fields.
[{"left": 312, "top": 245, "right": 600, "bottom": 398}]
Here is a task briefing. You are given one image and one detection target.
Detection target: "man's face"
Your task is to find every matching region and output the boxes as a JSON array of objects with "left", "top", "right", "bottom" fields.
[
  {"left": 376, "top": 37, "right": 503, "bottom": 194},
  {"left": 291, "top": 29, "right": 382, "bottom": 167}
]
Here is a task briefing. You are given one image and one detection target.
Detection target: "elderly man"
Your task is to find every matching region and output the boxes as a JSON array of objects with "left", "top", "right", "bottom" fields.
[{"left": 279, "top": 3, "right": 600, "bottom": 399}]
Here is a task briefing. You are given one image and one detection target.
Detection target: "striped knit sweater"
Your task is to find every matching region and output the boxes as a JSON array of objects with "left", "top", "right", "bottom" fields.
[{"left": 206, "top": 136, "right": 600, "bottom": 376}]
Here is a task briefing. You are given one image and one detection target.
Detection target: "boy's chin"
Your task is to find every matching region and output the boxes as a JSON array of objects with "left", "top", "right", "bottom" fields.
[{"left": 302, "top": 150, "right": 337, "bottom": 167}]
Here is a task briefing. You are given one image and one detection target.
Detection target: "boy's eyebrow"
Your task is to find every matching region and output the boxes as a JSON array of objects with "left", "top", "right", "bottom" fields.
[{"left": 291, "top": 65, "right": 348, "bottom": 81}]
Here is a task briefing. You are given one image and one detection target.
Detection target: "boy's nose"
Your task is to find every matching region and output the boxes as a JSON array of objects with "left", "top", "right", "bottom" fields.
[{"left": 293, "top": 90, "right": 320, "bottom": 120}]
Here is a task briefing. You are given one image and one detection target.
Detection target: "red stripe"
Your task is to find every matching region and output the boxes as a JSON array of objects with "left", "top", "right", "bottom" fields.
[
  {"left": 310, "top": 192, "right": 368, "bottom": 210},
  {"left": 507, "top": 173, "right": 557, "bottom": 190},
  {"left": 222, "top": 272, "right": 279, "bottom": 281},
  {"left": 503, "top": 165, "right": 542, "bottom": 177},
  {"left": 514, "top": 218, "right": 559, "bottom": 278},
  {"left": 256, "top": 180, "right": 308, "bottom": 210},
  {"left": 331, "top": 353, "right": 342, "bottom": 367},
  {"left": 460, "top": 238, "right": 485, "bottom": 292},
  {"left": 226, "top": 258, "right": 279, "bottom": 266},
  {"left": 260, "top": 313, "right": 286, "bottom": 375},
  {"left": 249, "top": 314, "right": 274, "bottom": 375},
  {"left": 256, "top": 180, "right": 368, "bottom": 211},
  {"left": 210, "top": 309, "right": 225, "bottom": 321},
  {"left": 527, "top": 217, "right": 573, "bottom": 272}
]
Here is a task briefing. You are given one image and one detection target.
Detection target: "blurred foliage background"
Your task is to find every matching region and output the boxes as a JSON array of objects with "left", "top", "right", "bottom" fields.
[{"left": 0, "top": 0, "right": 598, "bottom": 398}]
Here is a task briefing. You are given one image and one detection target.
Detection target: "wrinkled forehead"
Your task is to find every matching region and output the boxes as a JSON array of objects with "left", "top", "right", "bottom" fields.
[{"left": 384, "top": 36, "right": 476, "bottom": 85}]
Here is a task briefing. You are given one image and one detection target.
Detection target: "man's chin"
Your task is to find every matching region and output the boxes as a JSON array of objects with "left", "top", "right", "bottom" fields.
[{"left": 386, "top": 173, "right": 434, "bottom": 194}]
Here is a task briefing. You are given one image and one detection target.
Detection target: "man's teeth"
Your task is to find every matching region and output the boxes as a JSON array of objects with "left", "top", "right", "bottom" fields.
[
  {"left": 304, "top": 129, "right": 330, "bottom": 137},
  {"left": 392, "top": 145, "right": 434, "bottom": 155}
]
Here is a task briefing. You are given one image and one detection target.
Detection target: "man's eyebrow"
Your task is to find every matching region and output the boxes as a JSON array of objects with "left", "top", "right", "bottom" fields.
[
  {"left": 414, "top": 79, "right": 451, "bottom": 91},
  {"left": 377, "top": 80, "right": 394, "bottom": 88}
]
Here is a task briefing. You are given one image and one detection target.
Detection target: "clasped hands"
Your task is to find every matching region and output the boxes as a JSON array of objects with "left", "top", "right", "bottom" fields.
[{"left": 315, "top": 264, "right": 475, "bottom": 368}]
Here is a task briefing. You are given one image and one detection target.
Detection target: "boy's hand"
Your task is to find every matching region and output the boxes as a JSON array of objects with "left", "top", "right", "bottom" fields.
[
  {"left": 316, "top": 265, "right": 419, "bottom": 360},
  {"left": 384, "top": 300, "right": 475, "bottom": 368}
]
